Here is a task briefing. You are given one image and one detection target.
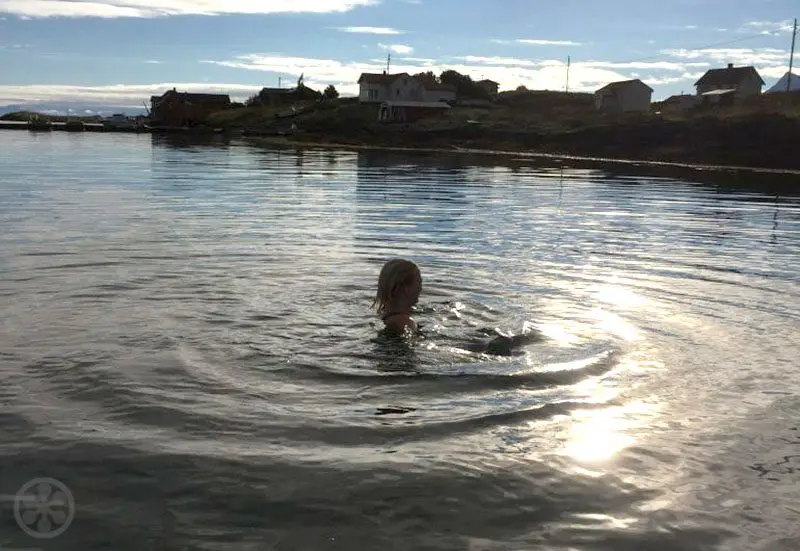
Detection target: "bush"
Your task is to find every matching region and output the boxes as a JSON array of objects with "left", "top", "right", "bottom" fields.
[{"left": 323, "top": 85, "right": 339, "bottom": 100}]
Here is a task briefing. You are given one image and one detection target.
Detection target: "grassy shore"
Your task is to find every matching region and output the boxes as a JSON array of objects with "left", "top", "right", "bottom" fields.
[{"left": 207, "top": 91, "right": 800, "bottom": 171}]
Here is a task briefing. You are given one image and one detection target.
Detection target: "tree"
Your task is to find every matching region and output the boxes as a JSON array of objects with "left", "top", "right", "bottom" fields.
[
  {"left": 323, "top": 85, "right": 339, "bottom": 100},
  {"left": 439, "top": 70, "right": 490, "bottom": 99},
  {"left": 516, "top": 85, "right": 529, "bottom": 92},
  {"left": 414, "top": 71, "right": 439, "bottom": 87}
]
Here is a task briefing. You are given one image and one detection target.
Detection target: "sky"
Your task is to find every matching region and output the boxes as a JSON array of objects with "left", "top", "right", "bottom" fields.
[{"left": 0, "top": 0, "right": 796, "bottom": 111}]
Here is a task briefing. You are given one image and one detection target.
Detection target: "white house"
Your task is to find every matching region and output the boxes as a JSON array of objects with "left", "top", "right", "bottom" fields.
[
  {"left": 357, "top": 72, "right": 425, "bottom": 103},
  {"left": 594, "top": 79, "right": 653, "bottom": 113},
  {"left": 694, "top": 64, "right": 764, "bottom": 100}
]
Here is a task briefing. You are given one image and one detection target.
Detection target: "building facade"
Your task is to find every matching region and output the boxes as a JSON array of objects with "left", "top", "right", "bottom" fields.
[
  {"left": 594, "top": 79, "right": 653, "bottom": 113},
  {"left": 150, "top": 89, "right": 231, "bottom": 126}
]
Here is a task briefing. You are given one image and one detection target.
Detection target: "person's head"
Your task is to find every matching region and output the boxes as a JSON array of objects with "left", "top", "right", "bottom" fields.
[{"left": 373, "top": 259, "right": 422, "bottom": 314}]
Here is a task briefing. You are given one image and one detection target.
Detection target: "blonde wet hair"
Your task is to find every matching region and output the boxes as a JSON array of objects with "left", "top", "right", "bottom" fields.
[{"left": 373, "top": 259, "right": 421, "bottom": 315}]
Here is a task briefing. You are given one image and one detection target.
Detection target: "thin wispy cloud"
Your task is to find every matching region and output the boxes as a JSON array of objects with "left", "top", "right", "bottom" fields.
[
  {"left": 0, "top": 0, "right": 377, "bottom": 18},
  {"left": 399, "top": 56, "right": 436, "bottom": 64},
  {"left": 144, "top": 59, "right": 161, "bottom": 64},
  {"left": 662, "top": 47, "right": 788, "bottom": 66},
  {"left": 662, "top": 47, "right": 790, "bottom": 78},
  {"left": 336, "top": 26, "right": 404, "bottom": 35},
  {"left": 491, "top": 38, "right": 581, "bottom": 46},
  {"left": 379, "top": 43, "right": 413, "bottom": 55},
  {"left": 740, "top": 20, "right": 795, "bottom": 35},
  {"left": 0, "top": 82, "right": 262, "bottom": 106},
  {"left": 201, "top": 53, "right": 652, "bottom": 96}
]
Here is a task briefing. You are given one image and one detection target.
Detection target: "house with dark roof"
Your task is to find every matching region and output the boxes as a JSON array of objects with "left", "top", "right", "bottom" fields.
[
  {"left": 694, "top": 64, "right": 764, "bottom": 101},
  {"left": 358, "top": 73, "right": 425, "bottom": 103},
  {"left": 594, "top": 79, "right": 653, "bottom": 113},
  {"left": 476, "top": 79, "right": 500, "bottom": 97},
  {"left": 150, "top": 89, "right": 231, "bottom": 127},
  {"left": 659, "top": 94, "right": 699, "bottom": 114}
]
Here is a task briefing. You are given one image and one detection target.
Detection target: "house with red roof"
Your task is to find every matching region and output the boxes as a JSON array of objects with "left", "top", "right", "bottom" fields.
[{"left": 150, "top": 88, "right": 231, "bottom": 126}]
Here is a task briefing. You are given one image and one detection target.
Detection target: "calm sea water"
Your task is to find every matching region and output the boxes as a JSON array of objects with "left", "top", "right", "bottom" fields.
[{"left": 1, "top": 131, "right": 799, "bottom": 551}]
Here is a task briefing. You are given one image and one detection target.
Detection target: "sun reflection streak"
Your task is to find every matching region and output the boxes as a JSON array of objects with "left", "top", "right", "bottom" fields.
[
  {"left": 590, "top": 308, "right": 641, "bottom": 342},
  {"left": 563, "top": 401, "right": 660, "bottom": 464}
]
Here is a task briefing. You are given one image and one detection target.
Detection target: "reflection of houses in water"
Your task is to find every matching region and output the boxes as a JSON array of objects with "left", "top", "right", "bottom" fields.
[{"left": 354, "top": 151, "right": 480, "bottom": 254}]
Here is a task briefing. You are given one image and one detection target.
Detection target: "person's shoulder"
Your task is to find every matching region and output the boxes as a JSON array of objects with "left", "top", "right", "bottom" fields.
[{"left": 383, "top": 314, "right": 417, "bottom": 334}]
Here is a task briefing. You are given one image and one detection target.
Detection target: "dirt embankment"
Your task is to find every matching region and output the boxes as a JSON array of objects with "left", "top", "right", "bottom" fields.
[{"left": 284, "top": 113, "right": 799, "bottom": 171}]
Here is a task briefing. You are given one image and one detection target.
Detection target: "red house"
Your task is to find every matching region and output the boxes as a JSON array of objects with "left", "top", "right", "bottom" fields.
[{"left": 150, "top": 89, "right": 231, "bottom": 127}]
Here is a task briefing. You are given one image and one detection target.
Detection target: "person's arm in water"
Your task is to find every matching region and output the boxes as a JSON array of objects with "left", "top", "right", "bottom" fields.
[{"left": 460, "top": 330, "right": 542, "bottom": 356}]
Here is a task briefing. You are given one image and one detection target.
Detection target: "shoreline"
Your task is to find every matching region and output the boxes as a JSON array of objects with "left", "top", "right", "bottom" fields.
[{"left": 244, "top": 135, "right": 800, "bottom": 176}]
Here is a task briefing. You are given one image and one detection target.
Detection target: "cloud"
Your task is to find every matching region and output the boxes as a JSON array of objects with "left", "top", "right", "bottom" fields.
[
  {"left": 0, "top": 82, "right": 262, "bottom": 107},
  {"left": 491, "top": 38, "right": 581, "bottom": 46},
  {"left": 662, "top": 47, "right": 788, "bottom": 66},
  {"left": 662, "top": 47, "right": 790, "bottom": 82},
  {"left": 0, "top": 0, "right": 377, "bottom": 18},
  {"left": 336, "top": 26, "right": 403, "bottom": 34},
  {"left": 398, "top": 56, "right": 436, "bottom": 64},
  {"left": 516, "top": 39, "right": 582, "bottom": 46},
  {"left": 457, "top": 56, "right": 706, "bottom": 72},
  {"left": 740, "top": 20, "right": 795, "bottom": 35},
  {"left": 378, "top": 43, "right": 413, "bottom": 55},
  {"left": 201, "top": 53, "right": 661, "bottom": 95},
  {"left": 144, "top": 59, "right": 161, "bottom": 64}
]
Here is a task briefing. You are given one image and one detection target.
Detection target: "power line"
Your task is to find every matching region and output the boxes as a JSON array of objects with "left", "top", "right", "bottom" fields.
[
  {"left": 609, "top": 28, "right": 790, "bottom": 66},
  {"left": 791, "top": 20, "right": 798, "bottom": 88}
]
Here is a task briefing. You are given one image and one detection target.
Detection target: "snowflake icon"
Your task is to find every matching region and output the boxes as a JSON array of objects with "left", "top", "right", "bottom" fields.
[{"left": 13, "top": 477, "right": 75, "bottom": 539}]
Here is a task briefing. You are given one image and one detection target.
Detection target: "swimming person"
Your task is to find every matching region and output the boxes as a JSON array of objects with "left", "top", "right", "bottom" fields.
[
  {"left": 373, "top": 258, "right": 540, "bottom": 355},
  {"left": 373, "top": 258, "right": 423, "bottom": 335}
]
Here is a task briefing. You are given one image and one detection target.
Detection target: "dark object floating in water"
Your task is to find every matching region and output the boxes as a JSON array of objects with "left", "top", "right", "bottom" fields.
[{"left": 375, "top": 406, "right": 416, "bottom": 416}]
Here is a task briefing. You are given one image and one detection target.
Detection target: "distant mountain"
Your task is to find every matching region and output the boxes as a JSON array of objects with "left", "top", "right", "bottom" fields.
[
  {"left": 0, "top": 102, "right": 147, "bottom": 117},
  {"left": 767, "top": 72, "right": 800, "bottom": 93}
]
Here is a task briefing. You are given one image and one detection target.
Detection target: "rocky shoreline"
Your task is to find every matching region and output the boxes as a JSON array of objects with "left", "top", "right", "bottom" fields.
[{"left": 271, "top": 113, "right": 800, "bottom": 172}]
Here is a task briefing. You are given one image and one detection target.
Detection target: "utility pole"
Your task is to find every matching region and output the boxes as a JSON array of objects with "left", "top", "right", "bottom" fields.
[
  {"left": 278, "top": 77, "right": 281, "bottom": 89},
  {"left": 788, "top": 18, "right": 797, "bottom": 92},
  {"left": 565, "top": 56, "right": 571, "bottom": 93},
  {"left": 386, "top": 53, "right": 391, "bottom": 74}
]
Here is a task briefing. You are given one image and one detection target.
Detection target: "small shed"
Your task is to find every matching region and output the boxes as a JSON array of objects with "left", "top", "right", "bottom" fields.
[
  {"left": 595, "top": 79, "right": 653, "bottom": 113},
  {"left": 378, "top": 101, "right": 451, "bottom": 123},
  {"left": 659, "top": 94, "right": 699, "bottom": 114}
]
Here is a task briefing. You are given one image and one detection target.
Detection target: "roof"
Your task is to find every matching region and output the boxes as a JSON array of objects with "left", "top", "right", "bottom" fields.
[
  {"left": 381, "top": 101, "right": 451, "bottom": 109},
  {"left": 477, "top": 79, "right": 499, "bottom": 86},
  {"left": 154, "top": 90, "right": 231, "bottom": 103},
  {"left": 695, "top": 66, "right": 765, "bottom": 88},
  {"left": 595, "top": 79, "right": 654, "bottom": 94},
  {"left": 358, "top": 72, "right": 410, "bottom": 85},
  {"left": 662, "top": 94, "right": 697, "bottom": 105},
  {"left": 259, "top": 87, "right": 296, "bottom": 95}
]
